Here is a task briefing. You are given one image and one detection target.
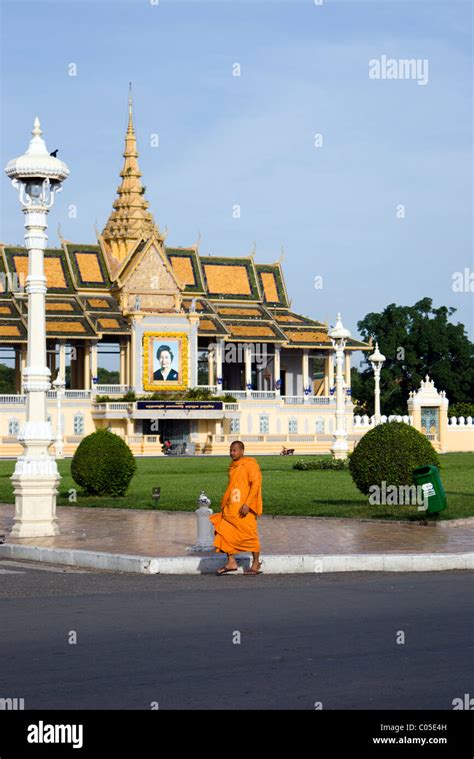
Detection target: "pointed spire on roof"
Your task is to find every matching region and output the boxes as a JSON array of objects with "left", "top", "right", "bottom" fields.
[{"left": 102, "top": 84, "right": 160, "bottom": 263}]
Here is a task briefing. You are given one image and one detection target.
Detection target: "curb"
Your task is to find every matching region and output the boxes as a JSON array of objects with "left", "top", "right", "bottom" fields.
[{"left": 0, "top": 544, "right": 473, "bottom": 574}]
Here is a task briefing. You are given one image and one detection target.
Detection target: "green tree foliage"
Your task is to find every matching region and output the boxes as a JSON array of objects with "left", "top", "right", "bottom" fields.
[
  {"left": 97, "top": 367, "right": 120, "bottom": 384},
  {"left": 448, "top": 402, "right": 474, "bottom": 419},
  {"left": 0, "top": 363, "right": 15, "bottom": 394},
  {"left": 351, "top": 299, "right": 474, "bottom": 415}
]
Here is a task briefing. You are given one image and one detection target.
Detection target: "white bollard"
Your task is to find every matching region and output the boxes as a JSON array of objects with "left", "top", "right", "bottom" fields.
[{"left": 193, "top": 491, "right": 215, "bottom": 551}]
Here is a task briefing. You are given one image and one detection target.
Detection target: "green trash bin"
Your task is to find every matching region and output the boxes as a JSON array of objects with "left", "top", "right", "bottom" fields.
[{"left": 412, "top": 464, "right": 447, "bottom": 513}]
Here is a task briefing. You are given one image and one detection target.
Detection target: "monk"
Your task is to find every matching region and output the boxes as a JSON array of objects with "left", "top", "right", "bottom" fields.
[{"left": 210, "top": 441, "right": 263, "bottom": 576}]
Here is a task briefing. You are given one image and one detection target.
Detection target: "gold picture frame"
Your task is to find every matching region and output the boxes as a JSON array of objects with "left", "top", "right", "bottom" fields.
[{"left": 143, "top": 332, "right": 189, "bottom": 392}]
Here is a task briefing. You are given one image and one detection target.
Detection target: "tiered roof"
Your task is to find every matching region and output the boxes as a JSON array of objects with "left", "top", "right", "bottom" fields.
[
  {"left": 0, "top": 92, "right": 370, "bottom": 352},
  {"left": 0, "top": 240, "right": 369, "bottom": 349}
]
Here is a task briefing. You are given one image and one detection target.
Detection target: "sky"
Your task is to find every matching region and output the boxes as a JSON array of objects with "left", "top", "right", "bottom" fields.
[{"left": 0, "top": 0, "right": 472, "bottom": 371}]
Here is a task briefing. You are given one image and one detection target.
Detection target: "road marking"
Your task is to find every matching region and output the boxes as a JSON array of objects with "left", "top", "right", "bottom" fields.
[
  {"left": 0, "top": 568, "right": 25, "bottom": 574},
  {"left": 0, "top": 560, "right": 90, "bottom": 574}
]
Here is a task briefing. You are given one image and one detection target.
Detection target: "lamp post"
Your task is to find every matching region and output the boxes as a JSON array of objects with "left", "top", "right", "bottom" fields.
[
  {"left": 329, "top": 313, "right": 351, "bottom": 460},
  {"left": 5, "top": 118, "right": 69, "bottom": 537},
  {"left": 52, "top": 373, "right": 65, "bottom": 459},
  {"left": 369, "top": 342, "right": 385, "bottom": 425}
]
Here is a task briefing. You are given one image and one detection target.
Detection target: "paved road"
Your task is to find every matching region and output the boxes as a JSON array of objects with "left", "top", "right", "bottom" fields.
[{"left": 0, "top": 561, "right": 472, "bottom": 710}]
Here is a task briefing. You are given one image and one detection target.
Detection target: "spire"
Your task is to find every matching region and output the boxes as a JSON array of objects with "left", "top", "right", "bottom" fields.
[{"left": 102, "top": 84, "right": 159, "bottom": 262}]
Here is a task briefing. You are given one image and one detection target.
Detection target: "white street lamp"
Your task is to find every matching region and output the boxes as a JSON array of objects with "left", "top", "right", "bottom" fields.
[
  {"left": 52, "top": 373, "right": 66, "bottom": 459},
  {"left": 5, "top": 118, "right": 69, "bottom": 537},
  {"left": 329, "top": 313, "right": 351, "bottom": 459},
  {"left": 369, "top": 342, "right": 385, "bottom": 425}
]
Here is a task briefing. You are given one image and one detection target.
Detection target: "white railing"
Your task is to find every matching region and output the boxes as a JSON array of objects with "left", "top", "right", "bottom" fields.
[
  {"left": 249, "top": 391, "right": 277, "bottom": 400},
  {"left": 93, "top": 402, "right": 134, "bottom": 412},
  {"left": 65, "top": 435, "right": 85, "bottom": 443},
  {"left": 448, "top": 416, "right": 473, "bottom": 427},
  {"left": 46, "top": 390, "right": 91, "bottom": 400},
  {"left": 213, "top": 434, "right": 318, "bottom": 444},
  {"left": 353, "top": 414, "right": 412, "bottom": 428},
  {"left": 93, "top": 385, "right": 130, "bottom": 395},
  {"left": 0, "top": 395, "right": 26, "bottom": 405},
  {"left": 282, "top": 396, "right": 331, "bottom": 405},
  {"left": 223, "top": 403, "right": 240, "bottom": 411}
]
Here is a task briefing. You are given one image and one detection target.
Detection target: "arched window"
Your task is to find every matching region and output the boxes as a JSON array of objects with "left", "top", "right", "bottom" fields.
[
  {"left": 73, "top": 413, "right": 84, "bottom": 435},
  {"left": 8, "top": 418, "right": 20, "bottom": 436},
  {"left": 230, "top": 417, "right": 240, "bottom": 434},
  {"left": 259, "top": 415, "right": 269, "bottom": 434},
  {"left": 288, "top": 418, "right": 298, "bottom": 434}
]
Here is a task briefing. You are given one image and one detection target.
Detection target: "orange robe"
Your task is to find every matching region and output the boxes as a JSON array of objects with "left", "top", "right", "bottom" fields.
[{"left": 210, "top": 456, "right": 263, "bottom": 554}]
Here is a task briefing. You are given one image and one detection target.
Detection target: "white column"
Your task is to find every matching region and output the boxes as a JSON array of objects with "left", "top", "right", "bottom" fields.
[
  {"left": 215, "top": 340, "right": 223, "bottom": 390},
  {"left": 302, "top": 349, "right": 310, "bottom": 401},
  {"left": 244, "top": 343, "right": 252, "bottom": 395},
  {"left": 119, "top": 340, "right": 126, "bottom": 386},
  {"left": 208, "top": 344, "right": 215, "bottom": 386},
  {"left": 20, "top": 345, "right": 27, "bottom": 393},
  {"left": 274, "top": 345, "right": 281, "bottom": 395},
  {"left": 324, "top": 355, "right": 330, "bottom": 396},
  {"left": 90, "top": 341, "right": 98, "bottom": 387},
  {"left": 58, "top": 341, "right": 66, "bottom": 380},
  {"left": 84, "top": 342, "right": 91, "bottom": 390},
  {"left": 124, "top": 339, "right": 130, "bottom": 387},
  {"left": 328, "top": 352, "right": 334, "bottom": 391}
]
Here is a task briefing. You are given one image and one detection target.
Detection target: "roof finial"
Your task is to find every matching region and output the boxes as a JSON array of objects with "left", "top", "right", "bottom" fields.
[
  {"left": 32, "top": 117, "right": 42, "bottom": 138},
  {"left": 127, "top": 82, "right": 134, "bottom": 134}
]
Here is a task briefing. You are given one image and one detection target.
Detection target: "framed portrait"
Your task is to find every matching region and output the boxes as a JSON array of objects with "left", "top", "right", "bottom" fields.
[{"left": 143, "top": 332, "right": 189, "bottom": 392}]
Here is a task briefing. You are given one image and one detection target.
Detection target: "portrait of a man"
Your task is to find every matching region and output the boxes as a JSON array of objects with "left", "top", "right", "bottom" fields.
[{"left": 153, "top": 343, "right": 179, "bottom": 382}]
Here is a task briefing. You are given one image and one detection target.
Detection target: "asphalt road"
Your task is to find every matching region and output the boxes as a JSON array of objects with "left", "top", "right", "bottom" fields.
[{"left": 0, "top": 561, "right": 472, "bottom": 710}]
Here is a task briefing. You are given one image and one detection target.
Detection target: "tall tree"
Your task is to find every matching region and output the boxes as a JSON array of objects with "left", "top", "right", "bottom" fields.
[{"left": 351, "top": 299, "right": 474, "bottom": 415}]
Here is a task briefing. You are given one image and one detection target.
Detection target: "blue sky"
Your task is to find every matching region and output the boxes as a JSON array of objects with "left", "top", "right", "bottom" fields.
[{"left": 1, "top": 0, "right": 472, "bottom": 359}]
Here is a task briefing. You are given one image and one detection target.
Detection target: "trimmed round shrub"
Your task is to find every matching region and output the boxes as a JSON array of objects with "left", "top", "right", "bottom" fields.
[
  {"left": 349, "top": 422, "right": 440, "bottom": 496},
  {"left": 71, "top": 429, "right": 137, "bottom": 496}
]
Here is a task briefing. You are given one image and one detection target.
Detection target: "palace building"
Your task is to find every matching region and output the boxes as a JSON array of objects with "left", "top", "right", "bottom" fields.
[{"left": 0, "top": 94, "right": 372, "bottom": 457}]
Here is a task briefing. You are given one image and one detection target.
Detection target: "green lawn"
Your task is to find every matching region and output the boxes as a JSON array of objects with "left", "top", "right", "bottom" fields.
[{"left": 0, "top": 453, "right": 472, "bottom": 521}]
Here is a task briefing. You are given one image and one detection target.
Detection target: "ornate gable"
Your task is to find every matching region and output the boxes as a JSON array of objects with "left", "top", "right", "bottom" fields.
[{"left": 117, "top": 238, "right": 183, "bottom": 313}]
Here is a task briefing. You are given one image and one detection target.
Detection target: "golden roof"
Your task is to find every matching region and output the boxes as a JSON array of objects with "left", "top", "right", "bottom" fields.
[
  {"left": 203, "top": 263, "right": 252, "bottom": 295},
  {"left": 260, "top": 271, "right": 279, "bottom": 302},
  {"left": 169, "top": 256, "right": 196, "bottom": 287}
]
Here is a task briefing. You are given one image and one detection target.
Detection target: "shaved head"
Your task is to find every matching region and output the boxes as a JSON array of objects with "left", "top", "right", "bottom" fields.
[{"left": 229, "top": 440, "right": 245, "bottom": 460}]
